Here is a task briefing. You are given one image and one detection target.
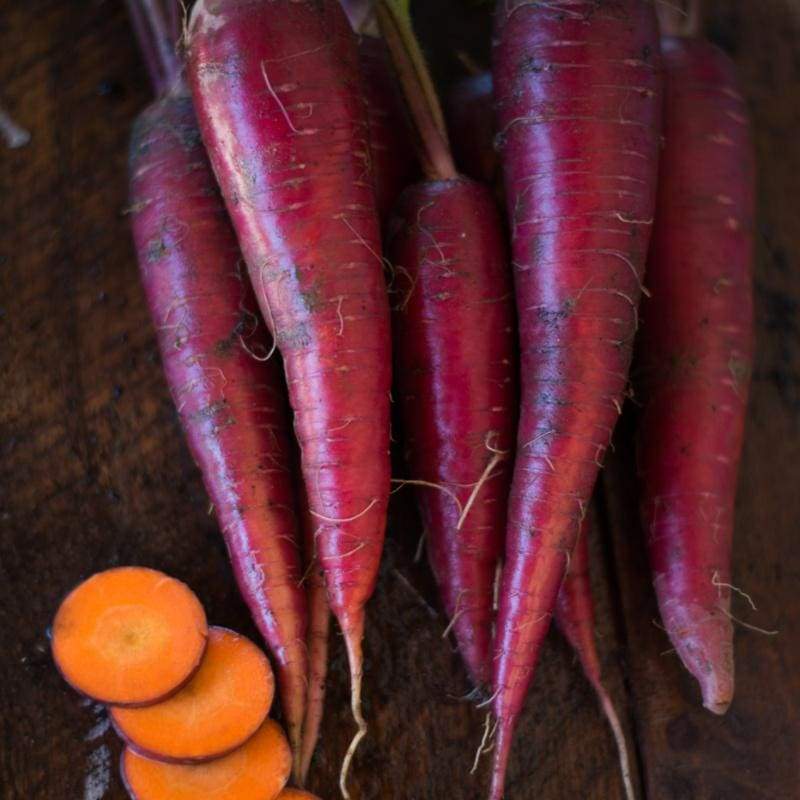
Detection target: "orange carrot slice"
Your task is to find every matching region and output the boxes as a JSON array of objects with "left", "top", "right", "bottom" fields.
[
  {"left": 276, "top": 791, "right": 322, "bottom": 799},
  {"left": 52, "top": 566, "right": 207, "bottom": 706},
  {"left": 111, "top": 627, "right": 274, "bottom": 762},
  {"left": 122, "top": 719, "right": 292, "bottom": 800}
]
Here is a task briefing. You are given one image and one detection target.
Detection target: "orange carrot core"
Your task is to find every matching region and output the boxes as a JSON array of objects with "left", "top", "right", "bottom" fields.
[
  {"left": 52, "top": 566, "right": 207, "bottom": 706},
  {"left": 112, "top": 626, "right": 274, "bottom": 762}
]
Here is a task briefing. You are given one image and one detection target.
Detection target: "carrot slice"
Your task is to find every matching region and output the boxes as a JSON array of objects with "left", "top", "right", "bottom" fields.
[
  {"left": 122, "top": 719, "right": 292, "bottom": 800},
  {"left": 112, "top": 627, "right": 274, "bottom": 762},
  {"left": 52, "top": 566, "right": 207, "bottom": 706},
  {"left": 276, "top": 791, "right": 322, "bottom": 799}
]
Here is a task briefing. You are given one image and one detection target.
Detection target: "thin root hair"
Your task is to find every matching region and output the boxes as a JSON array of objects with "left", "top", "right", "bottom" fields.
[
  {"left": 711, "top": 571, "right": 757, "bottom": 611},
  {"left": 719, "top": 606, "right": 778, "bottom": 636},
  {"left": 390, "top": 478, "right": 464, "bottom": 517},
  {"left": 471, "top": 713, "right": 494, "bottom": 775},
  {"left": 457, "top": 450, "right": 508, "bottom": 530}
]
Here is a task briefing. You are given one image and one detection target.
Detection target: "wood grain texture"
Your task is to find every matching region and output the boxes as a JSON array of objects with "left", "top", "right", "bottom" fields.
[{"left": 0, "top": 1, "right": 797, "bottom": 799}]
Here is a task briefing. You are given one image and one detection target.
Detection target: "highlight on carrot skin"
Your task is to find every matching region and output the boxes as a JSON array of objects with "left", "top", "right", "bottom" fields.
[
  {"left": 51, "top": 566, "right": 208, "bottom": 706},
  {"left": 122, "top": 718, "right": 292, "bottom": 800},
  {"left": 111, "top": 626, "right": 275, "bottom": 763}
]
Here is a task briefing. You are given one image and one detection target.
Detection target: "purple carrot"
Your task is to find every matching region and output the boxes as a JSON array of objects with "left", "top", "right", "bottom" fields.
[
  {"left": 186, "top": 2, "right": 392, "bottom": 794},
  {"left": 490, "top": 2, "right": 663, "bottom": 796},
  {"left": 637, "top": 3, "right": 755, "bottom": 714},
  {"left": 126, "top": 0, "right": 308, "bottom": 777},
  {"left": 377, "top": 0, "right": 517, "bottom": 688}
]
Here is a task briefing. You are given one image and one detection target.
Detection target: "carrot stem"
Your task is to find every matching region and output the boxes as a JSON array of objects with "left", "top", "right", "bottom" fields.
[
  {"left": 375, "top": 0, "right": 457, "bottom": 181},
  {"left": 126, "top": 0, "right": 167, "bottom": 94},
  {"left": 165, "top": 0, "right": 182, "bottom": 44},
  {"left": 127, "top": 0, "right": 181, "bottom": 94},
  {"left": 143, "top": 0, "right": 180, "bottom": 82}
]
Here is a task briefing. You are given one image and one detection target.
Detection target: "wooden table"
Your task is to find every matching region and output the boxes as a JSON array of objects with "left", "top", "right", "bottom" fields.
[{"left": 1, "top": 2, "right": 798, "bottom": 798}]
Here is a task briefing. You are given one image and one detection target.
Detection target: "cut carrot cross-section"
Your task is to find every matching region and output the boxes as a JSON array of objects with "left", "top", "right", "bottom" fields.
[
  {"left": 122, "top": 718, "right": 292, "bottom": 800},
  {"left": 112, "top": 626, "right": 274, "bottom": 762},
  {"left": 52, "top": 567, "right": 207, "bottom": 706}
]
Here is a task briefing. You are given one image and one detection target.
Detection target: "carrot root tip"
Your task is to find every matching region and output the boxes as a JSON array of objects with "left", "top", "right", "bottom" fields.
[
  {"left": 594, "top": 683, "right": 636, "bottom": 800},
  {"left": 700, "top": 677, "right": 733, "bottom": 715},
  {"left": 339, "top": 614, "right": 367, "bottom": 799},
  {"left": 339, "top": 661, "right": 367, "bottom": 799},
  {"left": 665, "top": 611, "right": 734, "bottom": 715}
]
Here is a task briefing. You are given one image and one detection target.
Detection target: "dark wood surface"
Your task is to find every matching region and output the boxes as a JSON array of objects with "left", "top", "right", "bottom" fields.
[{"left": 1, "top": 2, "right": 798, "bottom": 798}]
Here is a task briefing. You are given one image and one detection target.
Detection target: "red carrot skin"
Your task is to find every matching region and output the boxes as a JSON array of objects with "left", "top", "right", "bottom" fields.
[
  {"left": 127, "top": 1, "right": 309, "bottom": 775},
  {"left": 340, "top": 0, "right": 417, "bottom": 221},
  {"left": 554, "top": 518, "right": 635, "bottom": 800},
  {"left": 187, "top": 3, "right": 392, "bottom": 794},
  {"left": 390, "top": 179, "right": 517, "bottom": 688},
  {"left": 127, "top": 55, "right": 309, "bottom": 785},
  {"left": 637, "top": 31, "right": 754, "bottom": 714},
  {"left": 449, "top": 72, "right": 635, "bottom": 788},
  {"left": 375, "top": 0, "right": 516, "bottom": 691},
  {"left": 298, "top": 492, "right": 331, "bottom": 785},
  {"left": 490, "top": 2, "right": 662, "bottom": 795},
  {"left": 296, "top": 6, "right": 414, "bottom": 776},
  {"left": 442, "top": 68, "right": 637, "bottom": 787},
  {"left": 359, "top": 33, "right": 417, "bottom": 221},
  {"left": 444, "top": 71, "right": 497, "bottom": 187}
]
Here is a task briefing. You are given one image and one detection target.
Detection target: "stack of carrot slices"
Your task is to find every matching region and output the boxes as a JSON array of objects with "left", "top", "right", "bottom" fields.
[{"left": 52, "top": 566, "right": 320, "bottom": 800}]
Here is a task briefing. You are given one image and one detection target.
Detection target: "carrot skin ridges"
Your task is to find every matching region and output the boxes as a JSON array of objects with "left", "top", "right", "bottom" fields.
[
  {"left": 637, "top": 37, "right": 755, "bottom": 715},
  {"left": 443, "top": 61, "right": 635, "bottom": 796},
  {"left": 389, "top": 178, "right": 516, "bottom": 688},
  {"left": 299, "top": 491, "right": 332, "bottom": 784},
  {"left": 188, "top": 0, "right": 391, "bottom": 625},
  {"left": 490, "top": 2, "right": 663, "bottom": 796},
  {"left": 187, "top": 2, "right": 391, "bottom": 789},
  {"left": 128, "top": 82, "right": 308, "bottom": 763},
  {"left": 359, "top": 34, "right": 417, "bottom": 222},
  {"left": 554, "top": 521, "right": 601, "bottom": 682}
]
